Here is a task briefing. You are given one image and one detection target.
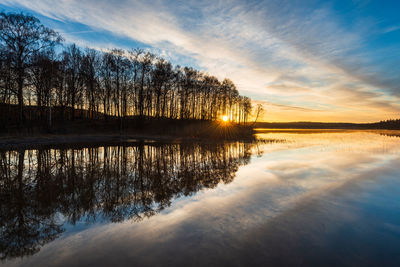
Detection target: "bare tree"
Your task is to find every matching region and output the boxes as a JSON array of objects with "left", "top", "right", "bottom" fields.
[
  {"left": 62, "top": 44, "right": 82, "bottom": 120},
  {"left": 0, "top": 12, "right": 254, "bottom": 130},
  {"left": 0, "top": 12, "right": 62, "bottom": 123},
  {"left": 251, "top": 103, "right": 263, "bottom": 126}
]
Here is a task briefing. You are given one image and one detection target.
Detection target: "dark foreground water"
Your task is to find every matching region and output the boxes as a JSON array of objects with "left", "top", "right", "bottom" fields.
[{"left": 2, "top": 130, "right": 400, "bottom": 266}]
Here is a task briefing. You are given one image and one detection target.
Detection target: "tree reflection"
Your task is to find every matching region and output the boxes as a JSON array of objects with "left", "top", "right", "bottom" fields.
[{"left": 0, "top": 142, "right": 253, "bottom": 260}]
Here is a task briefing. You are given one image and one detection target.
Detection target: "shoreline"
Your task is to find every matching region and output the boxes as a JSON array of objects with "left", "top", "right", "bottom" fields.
[
  {"left": 2, "top": 128, "right": 400, "bottom": 150},
  {"left": 0, "top": 133, "right": 257, "bottom": 150}
]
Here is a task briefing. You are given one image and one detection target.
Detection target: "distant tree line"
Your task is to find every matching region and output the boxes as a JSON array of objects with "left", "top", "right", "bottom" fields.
[
  {"left": 255, "top": 119, "right": 400, "bottom": 130},
  {"left": 0, "top": 12, "right": 252, "bottom": 129},
  {"left": 373, "top": 119, "right": 400, "bottom": 130}
]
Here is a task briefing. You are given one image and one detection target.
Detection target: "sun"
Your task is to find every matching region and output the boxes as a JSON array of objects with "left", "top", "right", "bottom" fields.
[{"left": 222, "top": 115, "right": 228, "bottom": 122}]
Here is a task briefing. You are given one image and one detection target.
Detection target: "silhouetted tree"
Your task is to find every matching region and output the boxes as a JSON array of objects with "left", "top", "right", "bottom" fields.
[
  {"left": 0, "top": 12, "right": 62, "bottom": 123},
  {"left": 62, "top": 44, "right": 83, "bottom": 120},
  {"left": 0, "top": 12, "right": 253, "bottom": 130}
]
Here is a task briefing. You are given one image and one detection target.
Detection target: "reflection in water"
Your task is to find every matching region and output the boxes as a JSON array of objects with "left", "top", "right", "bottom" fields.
[
  {"left": 3, "top": 131, "right": 400, "bottom": 266},
  {"left": 0, "top": 142, "right": 253, "bottom": 260}
]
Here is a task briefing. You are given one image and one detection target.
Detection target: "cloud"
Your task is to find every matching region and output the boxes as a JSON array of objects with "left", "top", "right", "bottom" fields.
[
  {"left": 1, "top": 0, "right": 399, "bottom": 122},
  {"left": 253, "top": 99, "right": 322, "bottom": 112},
  {"left": 383, "top": 25, "right": 400, "bottom": 34}
]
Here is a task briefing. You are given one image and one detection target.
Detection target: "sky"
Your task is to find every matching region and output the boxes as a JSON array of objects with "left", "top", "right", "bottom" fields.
[{"left": 0, "top": 0, "right": 399, "bottom": 122}]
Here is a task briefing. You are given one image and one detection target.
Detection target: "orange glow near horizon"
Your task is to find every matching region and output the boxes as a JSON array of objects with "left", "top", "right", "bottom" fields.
[{"left": 250, "top": 100, "right": 400, "bottom": 124}]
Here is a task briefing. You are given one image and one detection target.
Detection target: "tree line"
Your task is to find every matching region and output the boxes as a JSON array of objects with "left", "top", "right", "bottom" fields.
[{"left": 0, "top": 12, "right": 252, "bottom": 129}]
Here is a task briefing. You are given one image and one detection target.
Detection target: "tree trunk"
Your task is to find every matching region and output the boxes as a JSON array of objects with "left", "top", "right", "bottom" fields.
[{"left": 17, "top": 68, "right": 24, "bottom": 124}]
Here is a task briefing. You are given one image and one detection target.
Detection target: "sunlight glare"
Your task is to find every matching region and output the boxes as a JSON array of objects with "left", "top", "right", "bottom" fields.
[{"left": 222, "top": 115, "right": 228, "bottom": 122}]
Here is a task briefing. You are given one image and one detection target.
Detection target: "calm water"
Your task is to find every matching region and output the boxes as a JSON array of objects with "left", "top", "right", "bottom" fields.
[{"left": 2, "top": 130, "right": 400, "bottom": 266}]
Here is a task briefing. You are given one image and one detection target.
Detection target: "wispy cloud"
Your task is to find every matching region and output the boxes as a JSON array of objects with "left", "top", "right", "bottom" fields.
[
  {"left": 1, "top": 0, "right": 399, "bottom": 122},
  {"left": 383, "top": 25, "right": 400, "bottom": 34}
]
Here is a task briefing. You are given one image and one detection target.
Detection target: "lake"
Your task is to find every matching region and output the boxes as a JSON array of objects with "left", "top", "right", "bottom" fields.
[{"left": 2, "top": 130, "right": 400, "bottom": 266}]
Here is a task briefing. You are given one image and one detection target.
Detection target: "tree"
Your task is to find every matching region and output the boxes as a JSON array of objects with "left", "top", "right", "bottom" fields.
[
  {"left": 0, "top": 45, "right": 15, "bottom": 125},
  {"left": 29, "top": 49, "right": 58, "bottom": 124},
  {"left": 251, "top": 103, "right": 263, "bottom": 126},
  {"left": 0, "top": 12, "right": 253, "bottom": 129},
  {"left": 0, "top": 12, "right": 62, "bottom": 123},
  {"left": 81, "top": 48, "right": 100, "bottom": 119},
  {"left": 62, "top": 44, "right": 82, "bottom": 120},
  {"left": 137, "top": 52, "right": 154, "bottom": 119}
]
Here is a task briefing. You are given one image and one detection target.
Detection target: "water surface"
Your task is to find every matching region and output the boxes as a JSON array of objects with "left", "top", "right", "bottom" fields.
[{"left": 2, "top": 130, "right": 400, "bottom": 266}]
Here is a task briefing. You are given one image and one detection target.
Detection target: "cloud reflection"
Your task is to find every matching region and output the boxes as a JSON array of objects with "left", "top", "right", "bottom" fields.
[{"left": 6, "top": 131, "right": 400, "bottom": 266}]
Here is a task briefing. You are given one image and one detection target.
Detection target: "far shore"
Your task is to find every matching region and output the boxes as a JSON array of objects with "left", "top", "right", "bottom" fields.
[{"left": 255, "top": 121, "right": 400, "bottom": 130}]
